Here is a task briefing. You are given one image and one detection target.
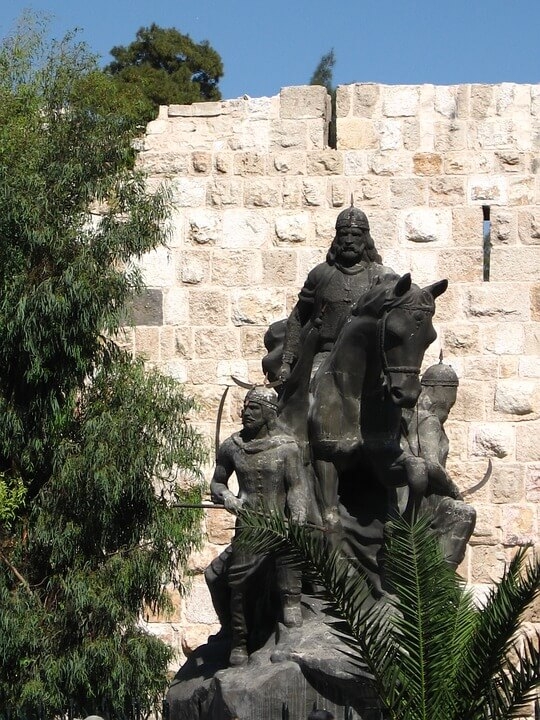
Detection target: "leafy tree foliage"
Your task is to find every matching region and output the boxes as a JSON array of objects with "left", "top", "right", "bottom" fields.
[
  {"left": 309, "top": 48, "right": 336, "bottom": 93},
  {"left": 105, "top": 23, "right": 224, "bottom": 121},
  {"left": 0, "top": 15, "right": 207, "bottom": 717},
  {"left": 239, "top": 510, "right": 540, "bottom": 720}
]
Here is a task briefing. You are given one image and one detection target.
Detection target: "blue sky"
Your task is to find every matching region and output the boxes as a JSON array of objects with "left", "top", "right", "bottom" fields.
[{"left": 1, "top": 0, "right": 539, "bottom": 100}]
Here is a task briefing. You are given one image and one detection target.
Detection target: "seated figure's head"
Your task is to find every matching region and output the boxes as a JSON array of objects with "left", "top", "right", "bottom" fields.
[
  {"left": 241, "top": 386, "right": 278, "bottom": 436},
  {"left": 419, "top": 358, "right": 459, "bottom": 423}
]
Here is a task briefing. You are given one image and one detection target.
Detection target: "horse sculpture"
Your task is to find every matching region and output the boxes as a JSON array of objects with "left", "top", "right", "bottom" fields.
[{"left": 306, "top": 273, "right": 447, "bottom": 530}]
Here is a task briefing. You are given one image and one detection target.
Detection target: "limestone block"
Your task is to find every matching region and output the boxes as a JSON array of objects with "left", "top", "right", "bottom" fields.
[
  {"left": 231, "top": 289, "right": 285, "bottom": 326},
  {"left": 244, "top": 178, "right": 281, "bottom": 207},
  {"left": 532, "top": 85, "right": 540, "bottom": 116},
  {"left": 343, "top": 151, "right": 369, "bottom": 176},
  {"left": 180, "top": 251, "right": 212, "bottom": 285},
  {"left": 489, "top": 462, "right": 525, "bottom": 504},
  {"left": 270, "top": 120, "right": 308, "bottom": 150},
  {"left": 475, "top": 120, "right": 518, "bottom": 150},
  {"left": 518, "top": 210, "right": 540, "bottom": 244},
  {"left": 525, "top": 464, "right": 540, "bottom": 502},
  {"left": 282, "top": 177, "right": 302, "bottom": 208},
  {"left": 402, "top": 119, "right": 422, "bottom": 151},
  {"left": 389, "top": 178, "right": 427, "bottom": 208},
  {"left": 192, "top": 151, "right": 211, "bottom": 174},
  {"left": 246, "top": 95, "right": 279, "bottom": 119},
  {"left": 351, "top": 83, "right": 380, "bottom": 118},
  {"left": 183, "top": 580, "right": 219, "bottom": 625},
  {"left": 498, "top": 359, "right": 520, "bottom": 383},
  {"left": 186, "top": 360, "right": 217, "bottom": 385},
  {"left": 471, "top": 423, "right": 515, "bottom": 459},
  {"left": 206, "top": 509, "right": 235, "bottom": 545},
  {"left": 376, "top": 119, "right": 402, "bottom": 151},
  {"left": 241, "top": 327, "right": 267, "bottom": 359},
  {"left": 189, "top": 290, "right": 229, "bottom": 326},
  {"left": 307, "top": 119, "right": 328, "bottom": 149},
  {"left": 212, "top": 249, "right": 262, "bottom": 286},
  {"left": 168, "top": 104, "right": 193, "bottom": 117},
  {"left": 171, "top": 327, "right": 193, "bottom": 360},
  {"left": 462, "top": 356, "right": 498, "bottom": 381},
  {"left": 130, "top": 289, "right": 163, "bottom": 326},
  {"left": 187, "top": 210, "right": 222, "bottom": 245},
  {"left": 113, "top": 327, "right": 134, "bottom": 354},
  {"left": 507, "top": 176, "right": 535, "bottom": 205},
  {"left": 208, "top": 178, "right": 243, "bottom": 208},
  {"left": 368, "top": 152, "right": 412, "bottom": 176},
  {"left": 516, "top": 421, "right": 540, "bottom": 461},
  {"left": 401, "top": 208, "right": 451, "bottom": 244},
  {"left": 134, "top": 327, "right": 160, "bottom": 363},
  {"left": 495, "top": 151, "right": 530, "bottom": 173},
  {"left": 335, "top": 85, "right": 352, "bottom": 118},
  {"left": 429, "top": 177, "right": 466, "bottom": 205},
  {"left": 495, "top": 83, "right": 532, "bottom": 116},
  {"left": 194, "top": 328, "right": 241, "bottom": 359},
  {"left": 330, "top": 178, "right": 349, "bottom": 207},
  {"left": 451, "top": 380, "right": 487, "bottom": 422},
  {"left": 301, "top": 179, "right": 327, "bottom": 207},
  {"left": 193, "top": 382, "right": 233, "bottom": 422},
  {"left": 163, "top": 288, "right": 190, "bottom": 326},
  {"left": 139, "top": 150, "right": 191, "bottom": 175},
  {"left": 519, "top": 356, "right": 540, "bottom": 378},
  {"left": 271, "top": 152, "right": 306, "bottom": 175},
  {"left": 146, "top": 118, "right": 168, "bottom": 135},
  {"left": 360, "top": 209, "right": 399, "bottom": 248},
  {"left": 434, "top": 86, "right": 458, "bottom": 118},
  {"left": 483, "top": 323, "right": 525, "bottom": 355},
  {"left": 442, "top": 323, "right": 481, "bottom": 354},
  {"left": 228, "top": 118, "right": 270, "bottom": 151},
  {"left": 426, "top": 284, "right": 463, "bottom": 322},
  {"left": 470, "top": 85, "right": 494, "bottom": 118},
  {"left": 465, "top": 285, "right": 530, "bottom": 321},
  {"left": 437, "top": 249, "right": 483, "bottom": 282},
  {"left": 275, "top": 213, "right": 310, "bottom": 243},
  {"left": 532, "top": 285, "right": 540, "bottom": 321},
  {"left": 163, "top": 359, "right": 188, "bottom": 383},
  {"left": 280, "top": 85, "right": 329, "bottom": 120},
  {"left": 444, "top": 152, "right": 494, "bottom": 175},
  {"left": 469, "top": 544, "right": 507, "bottom": 583},
  {"left": 215, "top": 152, "right": 233, "bottom": 174},
  {"left": 221, "top": 210, "right": 271, "bottom": 249},
  {"left": 451, "top": 207, "right": 483, "bottom": 246},
  {"left": 234, "top": 151, "right": 265, "bottom": 176},
  {"left": 190, "top": 101, "right": 223, "bottom": 117},
  {"left": 446, "top": 459, "right": 491, "bottom": 502},
  {"left": 382, "top": 85, "right": 419, "bottom": 117},
  {"left": 470, "top": 503, "right": 501, "bottom": 545},
  {"left": 351, "top": 175, "right": 397, "bottom": 210},
  {"left": 413, "top": 153, "right": 443, "bottom": 176},
  {"left": 490, "top": 247, "right": 540, "bottom": 282},
  {"left": 524, "top": 324, "right": 540, "bottom": 355},
  {"left": 307, "top": 151, "right": 344, "bottom": 175},
  {"left": 297, "top": 248, "right": 327, "bottom": 282},
  {"left": 501, "top": 505, "right": 536, "bottom": 546},
  {"left": 494, "top": 380, "right": 537, "bottom": 416},
  {"left": 136, "top": 246, "right": 176, "bottom": 287},
  {"left": 262, "top": 248, "right": 298, "bottom": 287},
  {"left": 434, "top": 121, "right": 467, "bottom": 151},
  {"left": 491, "top": 210, "right": 517, "bottom": 245},
  {"left": 170, "top": 177, "right": 207, "bottom": 207}
]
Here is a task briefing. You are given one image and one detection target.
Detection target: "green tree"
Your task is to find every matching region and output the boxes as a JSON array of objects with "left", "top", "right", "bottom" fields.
[
  {"left": 309, "top": 48, "right": 336, "bottom": 148},
  {"left": 0, "top": 15, "right": 206, "bottom": 717},
  {"left": 310, "top": 48, "right": 336, "bottom": 93},
  {"left": 238, "top": 511, "right": 540, "bottom": 720},
  {"left": 104, "top": 23, "right": 224, "bottom": 121}
]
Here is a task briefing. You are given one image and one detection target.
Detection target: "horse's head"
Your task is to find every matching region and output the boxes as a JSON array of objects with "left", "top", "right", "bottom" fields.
[{"left": 352, "top": 273, "right": 447, "bottom": 407}]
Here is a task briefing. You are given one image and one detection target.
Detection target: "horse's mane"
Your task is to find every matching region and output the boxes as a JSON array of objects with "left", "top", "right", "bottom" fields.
[{"left": 351, "top": 274, "right": 436, "bottom": 319}]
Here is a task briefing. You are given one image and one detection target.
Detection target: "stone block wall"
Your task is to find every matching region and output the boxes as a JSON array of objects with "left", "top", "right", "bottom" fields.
[{"left": 127, "top": 83, "right": 540, "bottom": 663}]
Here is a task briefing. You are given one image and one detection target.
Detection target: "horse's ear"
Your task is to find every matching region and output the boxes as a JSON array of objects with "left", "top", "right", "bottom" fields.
[
  {"left": 394, "top": 273, "right": 412, "bottom": 297},
  {"left": 424, "top": 278, "right": 448, "bottom": 299}
]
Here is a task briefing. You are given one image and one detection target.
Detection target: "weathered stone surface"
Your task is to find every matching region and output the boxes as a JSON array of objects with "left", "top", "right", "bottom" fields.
[
  {"left": 383, "top": 86, "right": 419, "bottom": 117},
  {"left": 402, "top": 208, "right": 451, "bottom": 244},
  {"left": 516, "top": 422, "right": 540, "bottom": 461},
  {"left": 413, "top": 153, "right": 443, "bottom": 175},
  {"left": 280, "top": 85, "right": 329, "bottom": 120},
  {"left": 465, "top": 286, "right": 530, "bottom": 321},
  {"left": 471, "top": 424, "right": 515, "bottom": 459},
  {"left": 490, "top": 462, "right": 525, "bottom": 504},
  {"left": 211, "top": 249, "right": 261, "bottom": 286},
  {"left": 336, "top": 118, "right": 378, "bottom": 149},
  {"left": 274, "top": 213, "right": 309, "bottom": 242},
  {"left": 518, "top": 210, "right": 540, "bottom": 244},
  {"left": 180, "top": 251, "right": 212, "bottom": 285},
  {"left": 189, "top": 290, "right": 229, "bottom": 326},
  {"left": 130, "top": 289, "right": 163, "bottom": 326},
  {"left": 494, "top": 380, "right": 536, "bottom": 416},
  {"left": 221, "top": 210, "right": 271, "bottom": 248},
  {"left": 501, "top": 505, "right": 536, "bottom": 546},
  {"left": 307, "top": 151, "right": 344, "bottom": 175},
  {"left": 230, "top": 289, "right": 285, "bottom": 326}
]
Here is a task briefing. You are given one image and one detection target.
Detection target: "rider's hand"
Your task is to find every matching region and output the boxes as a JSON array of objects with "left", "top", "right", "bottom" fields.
[{"left": 223, "top": 492, "right": 244, "bottom": 515}]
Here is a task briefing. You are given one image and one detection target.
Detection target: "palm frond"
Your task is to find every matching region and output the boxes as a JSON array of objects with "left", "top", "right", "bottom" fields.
[{"left": 457, "top": 548, "right": 540, "bottom": 718}]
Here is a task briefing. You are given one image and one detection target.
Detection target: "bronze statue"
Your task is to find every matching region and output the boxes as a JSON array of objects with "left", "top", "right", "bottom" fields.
[
  {"left": 403, "top": 358, "right": 476, "bottom": 567},
  {"left": 279, "top": 203, "right": 394, "bottom": 385},
  {"left": 206, "top": 386, "right": 309, "bottom": 666}
]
